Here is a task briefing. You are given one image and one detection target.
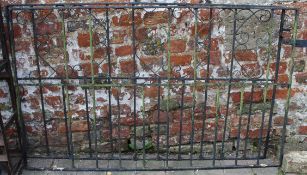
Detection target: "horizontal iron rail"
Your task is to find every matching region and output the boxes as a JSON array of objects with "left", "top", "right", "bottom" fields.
[
  {"left": 25, "top": 164, "right": 280, "bottom": 172},
  {"left": 7, "top": 3, "right": 297, "bottom": 10}
]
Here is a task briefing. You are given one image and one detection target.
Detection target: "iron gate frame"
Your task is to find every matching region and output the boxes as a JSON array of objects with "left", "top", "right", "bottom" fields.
[{"left": 3, "top": 2, "right": 298, "bottom": 171}]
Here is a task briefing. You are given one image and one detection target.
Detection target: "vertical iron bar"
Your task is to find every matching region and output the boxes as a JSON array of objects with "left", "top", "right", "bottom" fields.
[
  {"left": 178, "top": 79, "right": 185, "bottom": 160},
  {"left": 200, "top": 8, "right": 213, "bottom": 159},
  {"left": 212, "top": 88, "right": 221, "bottom": 166},
  {"left": 6, "top": 6, "right": 28, "bottom": 166},
  {"left": 279, "top": 10, "right": 298, "bottom": 165},
  {"left": 61, "top": 9, "right": 74, "bottom": 168},
  {"left": 31, "top": 9, "right": 50, "bottom": 155},
  {"left": 156, "top": 78, "right": 161, "bottom": 159},
  {"left": 263, "top": 9, "right": 286, "bottom": 158},
  {"left": 131, "top": 5, "right": 138, "bottom": 161},
  {"left": 88, "top": 9, "right": 98, "bottom": 168},
  {"left": 243, "top": 83, "right": 254, "bottom": 158},
  {"left": 61, "top": 86, "right": 71, "bottom": 156},
  {"left": 254, "top": 9, "right": 274, "bottom": 164},
  {"left": 84, "top": 88, "right": 92, "bottom": 157},
  {"left": 189, "top": 7, "right": 199, "bottom": 166},
  {"left": 235, "top": 86, "right": 245, "bottom": 165},
  {"left": 166, "top": 7, "right": 172, "bottom": 168},
  {"left": 105, "top": 6, "right": 114, "bottom": 159},
  {"left": 141, "top": 86, "right": 146, "bottom": 167},
  {"left": 116, "top": 90, "right": 122, "bottom": 168},
  {"left": 221, "top": 9, "right": 237, "bottom": 158}
]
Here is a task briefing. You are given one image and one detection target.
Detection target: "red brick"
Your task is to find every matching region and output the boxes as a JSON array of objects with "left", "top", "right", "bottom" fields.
[
  {"left": 0, "top": 89, "right": 7, "bottom": 98},
  {"left": 230, "top": 128, "right": 267, "bottom": 139},
  {"left": 93, "top": 47, "right": 106, "bottom": 59},
  {"left": 44, "top": 85, "right": 60, "bottom": 92},
  {"left": 15, "top": 39, "right": 31, "bottom": 52},
  {"left": 231, "top": 90, "right": 263, "bottom": 104},
  {"left": 120, "top": 59, "right": 135, "bottom": 74},
  {"left": 45, "top": 96, "right": 61, "bottom": 108},
  {"left": 298, "top": 126, "right": 307, "bottom": 135},
  {"left": 112, "top": 12, "right": 142, "bottom": 26},
  {"left": 144, "top": 11, "right": 168, "bottom": 26},
  {"left": 55, "top": 65, "right": 78, "bottom": 78},
  {"left": 203, "top": 38, "right": 220, "bottom": 51},
  {"left": 298, "top": 29, "right": 307, "bottom": 39},
  {"left": 135, "top": 28, "right": 148, "bottom": 42},
  {"left": 27, "top": 96, "right": 40, "bottom": 109},
  {"left": 33, "top": 86, "right": 48, "bottom": 95},
  {"left": 273, "top": 116, "right": 293, "bottom": 126},
  {"left": 267, "top": 88, "right": 297, "bottom": 100},
  {"left": 200, "top": 69, "right": 212, "bottom": 78},
  {"left": 183, "top": 67, "right": 194, "bottom": 78},
  {"left": 150, "top": 110, "right": 171, "bottom": 124},
  {"left": 276, "top": 74, "right": 289, "bottom": 84},
  {"left": 74, "top": 94, "right": 85, "bottom": 105},
  {"left": 170, "top": 55, "right": 192, "bottom": 66},
  {"left": 167, "top": 39, "right": 186, "bottom": 53},
  {"left": 139, "top": 56, "right": 162, "bottom": 70},
  {"left": 295, "top": 72, "right": 307, "bottom": 84},
  {"left": 81, "top": 62, "right": 99, "bottom": 76},
  {"left": 77, "top": 32, "right": 99, "bottom": 47},
  {"left": 234, "top": 50, "right": 257, "bottom": 61},
  {"left": 116, "top": 117, "right": 144, "bottom": 126},
  {"left": 198, "top": 51, "right": 221, "bottom": 65},
  {"left": 190, "top": 24, "right": 210, "bottom": 38},
  {"left": 144, "top": 86, "right": 162, "bottom": 98},
  {"left": 36, "top": 22, "right": 61, "bottom": 35},
  {"left": 102, "top": 127, "right": 130, "bottom": 140},
  {"left": 58, "top": 120, "right": 89, "bottom": 133},
  {"left": 115, "top": 45, "right": 133, "bottom": 57},
  {"left": 269, "top": 62, "right": 287, "bottom": 74}
]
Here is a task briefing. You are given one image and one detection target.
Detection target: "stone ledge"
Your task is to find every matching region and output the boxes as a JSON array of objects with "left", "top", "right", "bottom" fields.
[{"left": 282, "top": 151, "right": 307, "bottom": 174}]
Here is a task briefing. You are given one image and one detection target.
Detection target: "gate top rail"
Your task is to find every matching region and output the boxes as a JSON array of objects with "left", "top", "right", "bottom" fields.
[{"left": 7, "top": 2, "right": 297, "bottom": 10}]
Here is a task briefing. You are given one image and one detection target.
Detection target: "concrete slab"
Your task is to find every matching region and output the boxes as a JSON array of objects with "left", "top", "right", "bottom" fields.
[
  {"left": 223, "top": 168, "right": 254, "bottom": 175},
  {"left": 251, "top": 167, "right": 279, "bottom": 175}
]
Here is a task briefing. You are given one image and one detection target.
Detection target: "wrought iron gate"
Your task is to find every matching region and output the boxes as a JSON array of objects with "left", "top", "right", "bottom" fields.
[{"left": 5, "top": 2, "right": 298, "bottom": 171}]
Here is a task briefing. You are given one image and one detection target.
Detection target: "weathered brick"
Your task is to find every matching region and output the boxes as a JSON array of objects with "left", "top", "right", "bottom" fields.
[
  {"left": 55, "top": 65, "right": 78, "bottom": 78},
  {"left": 144, "top": 11, "right": 168, "bottom": 26},
  {"left": 298, "top": 126, "right": 307, "bottom": 135},
  {"left": 77, "top": 32, "right": 99, "bottom": 47},
  {"left": 270, "top": 62, "right": 287, "bottom": 74},
  {"left": 111, "top": 30, "right": 126, "bottom": 44},
  {"left": 190, "top": 24, "right": 210, "bottom": 38},
  {"left": 170, "top": 55, "right": 192, "bottom": 66},
  {"left": 36, "top": 22, "right": 61, "bottom": 35},
  {"left": 58, "top": 120, "right": 89, "bottom": 133},
  {"left": 139, "top": 56, "right": 162, "bottom": 70},
  {"left": 295, "top": 72, "right": 307, "bottom": 84},
  {"left": 120, "top": 59, "right": 135, "bottom": 74},
  {"left": 45, "top": 96, "right": 61, "bottom": 108},
  {"left": 234, "top": 50, "right": 257, "bottom": 61},
  {"left": 115, "top": 45, "right": 133, "bottom": 57},
  {"left": 144, "top": 86, "right": 162, "bottom": 98},
  {"left": 167, "top": 39, "right": 186, "bottom": 53},
  {"left": 112, "top": 12, "right": 142, "bottom": 27},
  {"left": 231, "top": 90, "right": 263, "bottom": 104},
  {"left": 80, "top": 62, "right": 99, "bottom": 76},
  {"left": 274, "top": 116, "right": 293, "bottom": 126}
]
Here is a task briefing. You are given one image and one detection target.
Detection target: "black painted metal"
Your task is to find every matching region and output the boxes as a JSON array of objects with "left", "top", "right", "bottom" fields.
[{"left": 2, "top": 2, "right": 298, "bottom": 172}]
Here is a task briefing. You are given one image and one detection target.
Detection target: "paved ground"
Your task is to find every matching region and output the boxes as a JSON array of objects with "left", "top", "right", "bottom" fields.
[{"left": 22, "top": 167, "right": 280, "bottom": 175}]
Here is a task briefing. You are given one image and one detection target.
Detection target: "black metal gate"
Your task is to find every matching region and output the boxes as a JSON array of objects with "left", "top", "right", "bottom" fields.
[{"left": 5, "top": 2, "right": 298, "bottom": 171}]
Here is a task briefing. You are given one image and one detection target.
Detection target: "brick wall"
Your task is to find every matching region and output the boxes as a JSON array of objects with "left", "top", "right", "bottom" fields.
[{"left": 0, "top": 0, "right": 306, "bottom": 155}]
